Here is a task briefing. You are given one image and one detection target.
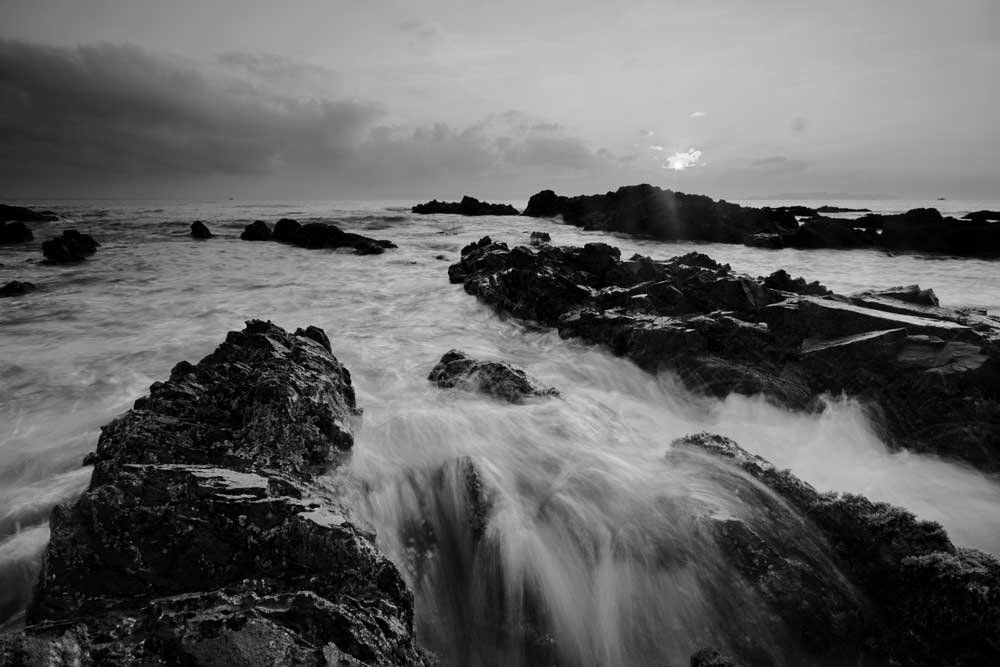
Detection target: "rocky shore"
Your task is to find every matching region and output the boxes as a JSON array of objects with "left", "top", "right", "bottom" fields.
[
  {"left": 449, "top": 237, "right": 1000, "bottom": 471},
  {"left": 241, "top": 218, "right": 396, "bottom": 255},
  {"left": 0, "top": 321, "right": 432, "bottom": 666},
  {"left": 412, "top": 196, "right": 519, "bottom": 216},
  {"left": 522, "top": 185, "right": 1000, "bottom": 256}
]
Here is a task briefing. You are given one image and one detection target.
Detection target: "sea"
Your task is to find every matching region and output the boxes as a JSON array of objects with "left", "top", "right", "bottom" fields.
[{"left": 1, "top": 196, "right": 999, "bottom": 664}]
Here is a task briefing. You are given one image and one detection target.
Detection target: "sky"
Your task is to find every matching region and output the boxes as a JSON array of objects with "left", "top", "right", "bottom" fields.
[{"left": 0, "top": 0, "right": 997, "bottom": 200}]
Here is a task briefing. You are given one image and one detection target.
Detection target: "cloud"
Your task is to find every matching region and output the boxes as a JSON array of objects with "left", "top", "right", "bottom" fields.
[
  {"left": 664, "top": 149, "right": 703, "bottom": 171},
  {"left": 690, "top": 111, "right": 707, "bottom": 118}
]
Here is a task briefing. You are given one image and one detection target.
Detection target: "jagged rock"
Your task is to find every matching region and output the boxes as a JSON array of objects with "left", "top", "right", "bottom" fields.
[
  {"left": 856, "top": 284, "right": 939, "bottom": 307},
  {"left": 412, "top": 196, "right": 519, "bottom": 216},
  {"left": 0, "top": 221, "right": 33, "bottom": 244},
  {"left": 0, "top": 205, "right": 57, "bottom": 224},
  {"left": 449, "top": 239, "right": 1000, "bottom": 470},
  {"left": 428, "top": 349, "right": 558, "bottom": 402},
  {"left": 0, "top": 280, "right": 35, "bottom": 297},
  {"left": 240, "top": 219, "right": 272, "bottom": 241},
  {"left": 529, "top": 231, "right": 551, "bottom": 245},
  {"left": 675, "top": 432, "right": 1000, "bottom": 667},
  {"left": 0, "top": 321, "right": 432, "bottom": 666},
  {"left": 787, "top": 217, "right": 869, "bottom": 248},
  {"left": 41, "top": 230, "right": 99, "bottom": 263},
  {"left": 190, "top": 220, "right": 212, "bottom": 239}
]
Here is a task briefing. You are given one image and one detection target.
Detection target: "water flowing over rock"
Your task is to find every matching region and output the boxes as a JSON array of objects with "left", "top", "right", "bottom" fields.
[
  {"left": 0, "top": 321, "right": 432, "bottom": 666},
  {"left": 189, "top": 220, "right": 212, "bottom": 239},
  {"left": 428, "top": 349, "right": 559, "bottom": 403},
  {"left": 523, "top": 185, "right": 1000, "bottom": 256},
  {"left": 449, "top": 238, "right": 1000, "bottom": 471},
  {"left": 247, "top": 217, "right": 396, "bottom": 254},
  {"left": 677, "top": 432, "right": 1000, "bottom": 667},
  {"left": 41, "top": 230, "right": 100, "bottom": 263},
  {"left": 0, "top": 281, "right": 35, "bottom": 297},
  {"left": 412, "top": 196, "right": 519, "bottom": 216}
]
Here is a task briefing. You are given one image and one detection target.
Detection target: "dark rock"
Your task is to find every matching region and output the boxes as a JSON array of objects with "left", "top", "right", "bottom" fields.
[
  {"left": 412, "top": 196, "right": 519, "bottom": 216},
  {"left": 0, "top": 204, "right": 58, "bottom": 223},
  {"left": 873, "top": 208, "right": 1000, "bottom": 256},
  {"left": 240, "top": 219, "right": 272, "bottom": 241},
  {"left": 0, "top": 321, "right": 432, "bottom": 665},
  {"left": 189, "top": 220, "right": 212, "bottom": 239},
  {"left": 786, "top": 217, "right": 869, "bottom": 248},
  {"left": 0, "top": 221, "right": 33, "bottom": 244},
  {"left": 449, "top": 239, "right": 1000, "bottom": 471},
  {"left": 272, "top": 217, "right": 302, "bottom": 242},
  {"left": 270, "top": 219, "right": 393, "bottom": 255},
  {"left": 428, "top": 349, "right": 558, "bottom": 402},
  {"left": 761, "top": 269, "right": 831, "bottom": 296},
  {"left": 676, "top": 432, "right": 1000, "bottom": 667},
  {"left": 523, "top": 184, "right": 797, "bottom": 243},
  {"left": 962, "top": 210, "right": 1000, "bottom": 222},
  {"left": 690, "top": 648, "right": 741, "bottom": 666},
  {"left": 0, "top": 280, "right": 36, "bottom": 297},
  {"left": 529, "top": 231, "right": 551, "bottom": 245},
  {"left": 815, "top": 205, "right": 871, "bottom": 213},
  {"left": 762, "top": 205, "right": 818, "bottom": 217},
  {"left": 41, "top": 229, "right": 99, "bottom": 263},
  {"left": 744, "top": 232, "right": 783, "bottom": 248},
  {"left": 857, "top": 284, "right": 939, "bottom": 307}
]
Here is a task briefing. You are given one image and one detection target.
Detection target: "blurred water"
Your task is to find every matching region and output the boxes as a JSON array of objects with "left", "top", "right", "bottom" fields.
[{"left": 1, "top": 198, "right": 999, "bottom": 661}]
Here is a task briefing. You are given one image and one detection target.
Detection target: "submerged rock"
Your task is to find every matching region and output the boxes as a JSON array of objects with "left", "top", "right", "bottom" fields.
[
  {"left": 448, "top": 239, "right": 1000, "bottom": 470},
  {"left": 0, "top": 280, "right": 35, "bottom": 297},
  {"left": 428, "top": 349, "right": 558, "bottom": 403},
  {"left": 41, "top": 229, "right": 99, "bottom": 263},
  {"left": 0, "top": 221, "right": 33, "bottom": 244},
  {"left": 253, "top": 217, "right": 395, "bottom": 255},
  {"left": 676, "top": 432, "right": 1000, "bottom": 667},
  {"left": 0, "top": 321, "right": 432, "bottom": 665},
  {"left": 412, "top": 196, "right": 519, "bottom": 216},
  {"left": 190, "top": 220, "right": 212, "bottom": 239}
]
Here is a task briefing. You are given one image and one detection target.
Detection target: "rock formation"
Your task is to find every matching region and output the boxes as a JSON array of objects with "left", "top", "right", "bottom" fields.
[
  {"left": 412, "top": 196, "right": 519, "bottom": 216},
  {"left": 0, "top": 205, "right": 58, "bottom": 224},
  {"left": 41, "top": 230, "right": 100, "bottom": 263},
  {"left": 428, "top": 349, "right": 559, "bottom": 403},
  {"left": 190, "top": 220, "right": 212, "bottom": 239},
  {"left": 244, "top": 218, "right": 396, "bottom": 255},
  {"left": 0, "top": 321, "right": 432, "bottom": 666},
  {"left": 0, "top": 281, "right": 36, "bottom": 297},
  {"left": 449, "top": 238, "right": 1000, "bottom": 471},
  {"left": 0, "top": 222, "right": 34, "bottom": 244}
]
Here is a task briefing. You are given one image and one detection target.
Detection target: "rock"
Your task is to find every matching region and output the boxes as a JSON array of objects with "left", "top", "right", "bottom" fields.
[
  {"left": 856, "top": 284, "right": 939, "bottom": 306},
  {"left": 428, "top": 349, "right": 558, "bottom": 402},
  {"left": 0, "top": 204, "right": 58, "bottom": 223},
  {"left": 761, "top": 269, "right": 831, "bottom": 296},
  {"left": 690, "top": 649, "right": 741, "bottom": 666},
  {"left": 529, "top": 231, "right": 551, "bottom": 245},
  {"left": 962, "top": 210, "right": 1000, "bottom": 222},
  {"left": 815, "top": 205, "right": 872, "bottom": 213},
  {"left": 0, "top": 321, "right": 432, "bottom": 665},
  {"left": 523, "top": 184, "right": 797, "bottom": 244},
  {"left": 786, "top": 217, "right": 869, "bottom": 248},
  {"left": 744, "top": 232, "right": 783, "bottom": 248},
  {"left": 269, "top": 219, "right": 393, "bottom": 255},
  {"left": 449, "top": 239, "right": 1000, "bottom": 471},
  {"left": 0, "top": 221, "right": 33, "bottom": 244},
  {"left": 190, "top": 220, "right": 212, "bottom": 238},
  {"left": 872, "top": 208, "right": 1000, "bottom": 256},
  {"left": 240, "top": 219, "right": 272, "bottom": 241},
  {"left": 41, "top": 229, "right": 99, "bottom": 263},
  {"left": 0, "top": 280, "right": 36, "bottom": 297},
  {"left": 675, "top": 433, "right": 1000, "bottom": 667},
  {"left": 412, "top": 196, "right": 519, "bottom": 216},
  {"left": 273, "top": 217, "right": 302, "bottom": 242}
]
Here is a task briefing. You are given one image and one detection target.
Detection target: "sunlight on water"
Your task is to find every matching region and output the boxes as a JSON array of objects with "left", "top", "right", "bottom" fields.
[{"left": 2, "top": 199, "right": 999, "bottom": 661}]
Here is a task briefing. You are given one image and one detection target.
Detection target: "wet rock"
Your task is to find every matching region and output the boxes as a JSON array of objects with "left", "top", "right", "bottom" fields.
[
  {"left": 529, "top": 231, "right": 551, "bottom": 245},
  {"left": 41, "top": 230, "right": 99, "bottom": 263},
  {"left": 874, "top": 208, "right": 1000, "bottom": 256},
  {"left": 412, "top": 196, "right": 519, "bottom": 216},
  {"left": 962, "top": 210, "right": 1000, "bottom": 222},
  {"left": 0, "top": 221, "right": 33, "bottom": 244},
  {"left": 744, "top": 232, "right": 783, "bottom": 248},
  {"left": 449, "top": 239, "right": 1000, "bottom": 471},
  {"left": 786, "top": 217, "right": 869, "bottom": 248},
  {"left": 190, "top": 220, "right": 212, "bottom": 238},
  {"left": 269, "top": 219, "right": 393, "bottom": 255},
  {"left": 0, "top": 280, "right": 35, "bottom": 297},
  {"left": 1, "top": 321, "right": 432, "bottom": 665},
  {"left": 675, "top": 432, "right": 1000, "bottom": 667},
  {"left": 856, "top": 284, "right": 939, "bottom": 307},
  {"left": 240, "top": 219, "right": 272, "bottom": 241},
  {"left": 0, "top": 205, "right": 58, "bottom": 223},
  {"left": 273, "top": 217, "right": 302, "bottom": 242},
  {"left": 428, "top": 349, "right": 558, "bottom": 403},
  {"left": 815, "top": 205, "right": 871, "bottom": 213}
]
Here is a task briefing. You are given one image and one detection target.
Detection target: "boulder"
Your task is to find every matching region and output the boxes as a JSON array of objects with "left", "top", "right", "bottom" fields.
[
  {"left": 761, "top": 269, "right": 831, "bottom": 296},
  {"left": 239, "top": 219, "right": 272, "bottom": 241},
  {"left": 428, "top": 349, "right": 558, "bottom": 402},
  {"left": 675, "top": 433, "right": 1000, "bottom": 667},
  {"left": 0, "top": 221, "right": 33, "bottom": 244},
  {"left": 0, "top": 321, "right": 432, "bottom": 665},
  {"left": 529, "top": 231, "right": 551, "bottom": 245},
  {"left": 0, "top": 280, "right": 36, "bottom": 297},
  {"left": 412, "top": 196, "right": 519, "bottom": 216},
  {"left": 273, "top": 217, "right": 302, "bottom": 242},
  {"left": 41, "top": 229, "right": 100, "bottom": 263},
  {"left": 189, "top": 220, "right": 212, "bottom": 239},
  {"left": 0, "top": 204, "right": 58, "bottom": 223}
]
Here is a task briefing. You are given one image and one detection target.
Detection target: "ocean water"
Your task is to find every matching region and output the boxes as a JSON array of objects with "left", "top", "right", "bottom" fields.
[{"left": 1, "top": 198, "right": 999, "bottom": 663}]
